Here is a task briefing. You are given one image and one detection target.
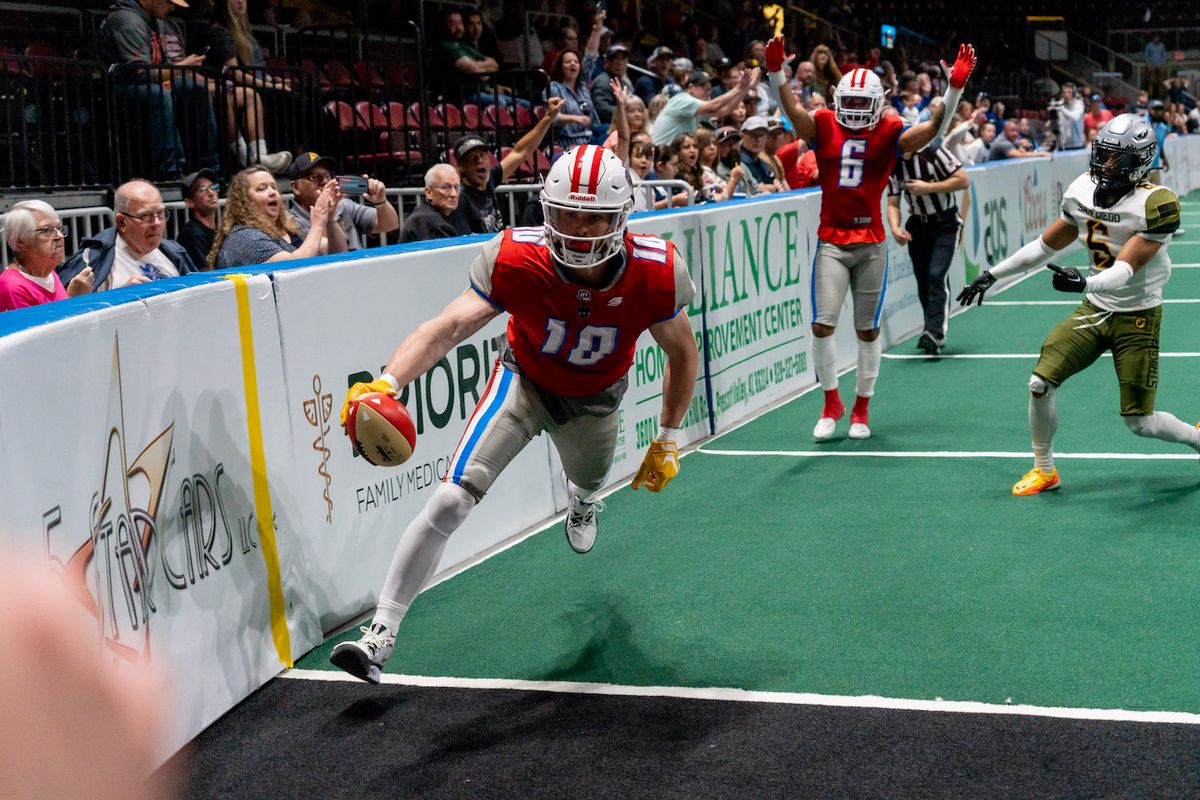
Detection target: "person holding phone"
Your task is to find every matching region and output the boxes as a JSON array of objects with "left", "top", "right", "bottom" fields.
[{"left": 287, "top": 152, "right": 399, "bottom": 251}]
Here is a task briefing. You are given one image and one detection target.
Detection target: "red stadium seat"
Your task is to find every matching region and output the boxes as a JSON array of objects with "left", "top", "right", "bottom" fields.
[
  {"left": 322, "top": 60, "right": 354, "bottom": 90},
  {"left": 324, "top": 100, "right": 358, "bottom": 133},
  {"left": 436, "top": 103, "right": 462, "bottom": 129},
  {"left": 354, "top": 100, "right": 388, "bottom": 130},
  {"left": 353, "top": 62, "right": 385, "bottom": 91},
  {"left": 461, "top": 103, "right": 480, "bottom": 130}
]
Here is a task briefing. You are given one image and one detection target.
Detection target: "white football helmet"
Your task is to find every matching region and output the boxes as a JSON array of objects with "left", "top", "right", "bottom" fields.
[
  {"left": 541, "top": 144, "right": 633, "bottom": 269},
  {"left": 834, "top": 68, "right": 887, "bottom": 130}
]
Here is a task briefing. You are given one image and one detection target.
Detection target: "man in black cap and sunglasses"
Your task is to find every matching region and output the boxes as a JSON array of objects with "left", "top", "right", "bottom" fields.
[{"left": 177, "top": 168, "right": 220, "bottom": 269}]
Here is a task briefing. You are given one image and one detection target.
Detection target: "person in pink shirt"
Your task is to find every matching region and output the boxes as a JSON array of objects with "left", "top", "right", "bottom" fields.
[{"left": 1, "top": 201, "right": 93, "bottom": 311}]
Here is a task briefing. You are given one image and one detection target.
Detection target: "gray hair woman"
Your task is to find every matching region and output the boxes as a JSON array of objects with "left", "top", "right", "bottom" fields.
[{"left": 1, "top": 200, "right": 92, "bottom": 311}]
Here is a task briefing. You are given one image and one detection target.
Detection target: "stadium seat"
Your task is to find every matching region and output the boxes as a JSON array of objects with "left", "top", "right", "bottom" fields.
[
  {"left": 353, "top": 62, "right": 385, "bottom": 92},
  {"left": 435, "top": 103, "right": 462, "bottom": 129},
  {"left": 322, "top": 60, "right": 354, "bottom": 91},
  {"left": 515, "top": 104, "right": 534, "bottom": 128},
  {"left": 324, "top": 100, "right": 358, "bottom": 133},
  {"left": 461, "top": 103, "right": 480, "bottom": 131},
  {"left": 354, "top": 100, "right": 388, "bottom": 131},
  {"left": 381, "top": 62, "right": 417, "bottom": 91},
  {"left": 482, "top": 104, "right": 515, "bottom": 130}
]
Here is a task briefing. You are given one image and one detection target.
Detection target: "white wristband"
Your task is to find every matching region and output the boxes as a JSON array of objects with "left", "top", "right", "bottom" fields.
[
  {"left": 1085, "top": 261, "right": 1135, "bottom": 293},
  {"left": 655, "top": 425, "right": 682, "bottom": 442},
  {"left": 988, "top": 236, "right": 1056, "bottom": 279},
  {"left": 768, "top": 70, "right": 787, "bottom": 88},
  {"left": 378, "top": 373, "right": 400, "bottom": 394}
]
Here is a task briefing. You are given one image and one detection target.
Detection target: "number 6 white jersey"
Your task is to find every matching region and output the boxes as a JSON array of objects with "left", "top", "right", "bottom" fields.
[{"left": 1059, "top": 172, "right": 1181, "bottom": 313}]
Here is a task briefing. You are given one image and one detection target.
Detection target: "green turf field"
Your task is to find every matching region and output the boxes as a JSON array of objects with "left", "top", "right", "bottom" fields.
[{"left": 299, "top": 195, "right": 1200, "bottom": 716}]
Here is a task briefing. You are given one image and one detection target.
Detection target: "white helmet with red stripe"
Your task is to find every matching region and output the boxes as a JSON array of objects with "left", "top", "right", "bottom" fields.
[
  {"left": 541, "top": 144, "right": 633, "bottom": 269},
  {"left": 834, "top": 68, "right": 887, "bottom": 130}
]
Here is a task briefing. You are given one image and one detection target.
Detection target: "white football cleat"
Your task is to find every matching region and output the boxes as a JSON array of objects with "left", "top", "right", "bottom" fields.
[
  {"left": 565, "top": 489, "right": 604, "bottom": 554},
  {"left": 329, "top": 623, "right": 394, "bottom": 684},
  {"left": 813, "top": 417, "right": 837, "bottom": 440},
  {"left": 848, "top": 422, "right": 871, "bottom": 439}
]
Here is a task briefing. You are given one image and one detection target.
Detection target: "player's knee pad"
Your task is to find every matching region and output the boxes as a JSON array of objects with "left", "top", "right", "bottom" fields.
[
  {"left": 1028, "top": 374, "right": 1055, "bottom": 398},
  {"left": 1124, "top": 414, "right": 1157, "bottom": 438},
  {"left": 424, "top": 482, "right": 476, "bottom": 537}
]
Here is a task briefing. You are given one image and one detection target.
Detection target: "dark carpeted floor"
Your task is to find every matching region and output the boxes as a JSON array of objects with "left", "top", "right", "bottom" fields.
[{"left": 168, "top": 677, "right": 1200, "bottom": 799}]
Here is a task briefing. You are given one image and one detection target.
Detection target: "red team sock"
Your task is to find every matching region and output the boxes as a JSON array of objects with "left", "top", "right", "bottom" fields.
[
  {"left": 822, "top": 389, "right": 845, "bottom": 421},
  {"left": 851, "top": 395, "right": 870, "bottom": 426}
]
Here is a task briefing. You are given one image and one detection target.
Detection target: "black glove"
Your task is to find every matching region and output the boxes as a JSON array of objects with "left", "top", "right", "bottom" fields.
[
  {"left": 956, "top": 270, "right": 997, "bottom": 306},
  {"left": 1048, "top": 263, "right": 1086, "bottom": 293}
]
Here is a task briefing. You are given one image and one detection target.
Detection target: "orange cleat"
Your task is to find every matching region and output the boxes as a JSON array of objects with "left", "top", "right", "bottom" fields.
[{"left": 1012, "top": 467, "right": 1061, "bottom": 496}]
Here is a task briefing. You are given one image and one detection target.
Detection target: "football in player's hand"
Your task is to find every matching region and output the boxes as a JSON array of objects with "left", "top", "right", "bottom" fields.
[{"left": 345, "top": 393, "right": 417, "bottom": 467}]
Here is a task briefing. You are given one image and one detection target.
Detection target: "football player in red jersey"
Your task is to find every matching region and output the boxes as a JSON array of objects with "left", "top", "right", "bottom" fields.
[
  {"left": 329, "top": 145, "right": 698, "bottom": 684},
  {"left": 768, "top": 35, "right": 976, "bottom": 440}
]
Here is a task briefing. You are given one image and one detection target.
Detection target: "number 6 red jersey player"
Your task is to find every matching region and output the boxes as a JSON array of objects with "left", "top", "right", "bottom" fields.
[
  {"left": 768, "top": 35, "right": 976, "bottom": 440},
  {"left": 329, "top": 145, "right": 698, "bottom": 684}
]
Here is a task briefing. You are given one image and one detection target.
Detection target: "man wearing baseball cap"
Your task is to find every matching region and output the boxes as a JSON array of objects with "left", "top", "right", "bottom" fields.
[
  {"left": 176, "top": 168, "right": 220, "bottom": 268},
  {"left": 636, "top": 46, "right": 674, "bottom": 104},
  {"left": 97, "top": 0, "right": 220, "bottom": 180},
  {"left": 651, "top": 66, "right": 760, "bottom": 146},
  {"left": 451, "top": 97, "right": 563, "bottom": 234},
  {"left": 592, "top": 44, "right": 634, "bottom": 124},
  {"left": 737, "top": 115, "right": 783, "bottom": 195},
  {"left": 288, "top": 152, "right": 399, "bottom": 251}
]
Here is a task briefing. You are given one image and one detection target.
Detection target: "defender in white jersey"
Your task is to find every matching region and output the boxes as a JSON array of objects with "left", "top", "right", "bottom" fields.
[{"left": 958, "top": 114, "right": 1199, "bottom": 495}]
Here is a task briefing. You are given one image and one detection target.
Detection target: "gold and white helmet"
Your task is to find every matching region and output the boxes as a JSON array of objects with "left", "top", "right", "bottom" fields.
[
  {"left": 540, "top": 145, "right": 633, "bottom": 269},
  {"left": 834, "top": 68, "right": 887, "bottom": 130}
]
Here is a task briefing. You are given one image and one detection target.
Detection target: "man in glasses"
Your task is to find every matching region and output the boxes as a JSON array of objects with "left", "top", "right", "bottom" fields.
[
  {"left": 59, "top": 180, "right": 198, "bottom": 292},
  {"left": 287, "top": 152, "right": 399, "bottom": 252},
  {"left": 177, "top": 169, "right": 220, "bottom": 269},
  {"left": 399, "top": 164, "right": 470, "bottom": 243}
]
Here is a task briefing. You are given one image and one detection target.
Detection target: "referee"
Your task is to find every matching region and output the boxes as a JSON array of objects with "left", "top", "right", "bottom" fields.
[{"left": 886, "top": 143, "right": 969, "bottom": 355}]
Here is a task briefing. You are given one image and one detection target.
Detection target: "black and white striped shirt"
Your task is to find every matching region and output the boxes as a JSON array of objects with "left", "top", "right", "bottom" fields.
[{"left": 888, "top": 145, "right": 963, "bottom": 217}]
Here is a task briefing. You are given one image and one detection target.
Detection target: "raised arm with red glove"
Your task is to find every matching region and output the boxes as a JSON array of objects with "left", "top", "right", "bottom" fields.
[{"left": 934, "top": 44, "right": 978, "bottom": 139}]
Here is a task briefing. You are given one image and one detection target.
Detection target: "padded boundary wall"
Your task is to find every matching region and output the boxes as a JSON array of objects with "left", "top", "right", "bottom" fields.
[{"left": 0, "top": 141, "right": 1196, "bottom": 758}]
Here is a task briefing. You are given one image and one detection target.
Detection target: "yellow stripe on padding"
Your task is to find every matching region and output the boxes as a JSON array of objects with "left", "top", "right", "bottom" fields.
[{"left": 225, "top": 274, "right": 293, "bottom": 668}]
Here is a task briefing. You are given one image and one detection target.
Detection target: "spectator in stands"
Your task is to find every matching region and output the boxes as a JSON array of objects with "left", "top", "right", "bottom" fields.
[
  {"left": 775, "top": 136, "right": 818, "bottom": 190},
  {"left": 288, "top": 153, "right": 399, "bottom": 251},
  {"left": 1054, "top": 83, "right": 1086, "bottom": 150},
  {"left": 603, "top": 88, "right": 647, "bottom": 149},
  {"left": 806, "top": 92, "right": 826, "bottom": 111},
  {"left": 627, "top": 131, "right": 656, "bottom": 212},
  {"left": 59, "top": 181, "right": 197, "bottom": 291},
  {"left": 206, "top": 0, "right": 293, "bottom": 174},
  {"left": 650, "top": 145, "right": 689, "bottom": 208},
  {"left": 714, "top": 125, "right": 745, "bottom": 189},
  {"left": 592, "top": 44, "right": 633, "bottom": 125},
  {"left": 548, "top": 50, "right": 602, "bottom": 148},
  {"left": 176, "top": 169, "right": 220, "bottom": 269},
  {"left": 695, "top": 128, "right": 730, "bottom": 201},
  {"left": 974, "top": 93, "right": 1000, "bottom": 127},
  {"left": 636, "top": 46, "right": 674, "bottom": 104},
  {"left": 1, "top": 201, "right": 93, "bottom": 311},
  {"left": 1084, "top": 94, "right": 1114, "bottom": 133},
  {"left": 98, "top": 0, "right": 221, "bottom": 180},
  {"left": 1147, "top": 100, "right": 1172, "bottom": 180},
  {"left": 646, "top": 93, "right": 669, "bottom": 127},
  {"left": 436, "top": 9, "right": 511, "bottom": 109},
  {"left": 399, "top": 165, "right": 469, "bottom": 244},
  {"left": 542, "top": 23, "right": 579, "bottom": 74},
  {"left": 671, "top": 132, "right": 704, "bottom": 201},
  {"left": 809, "top": 45, "right": 841, "bottom": 99},
  {"left": 789, "top": 59, "right": 815, "bottom": 103},
  {"left": 737, "top": 116, "right": 782, "bottom": 195},
  {"left": 464, "top": 8, "right": 502, "bottom": 65},
  {"left": 1165, "top": 77, "right": 1197, "bottom": 112},
  {"left": 212, "top": 167, "right": 341, "bottom": 268},
  {"left": 1144, "top": 33, "right": 1167, "bottom": 99},
  {"left": 452, "top": 96, "right": 562, "bottom": 234},
  {"left": 710, "top": 57, "right": 736, "bottom": 99},
  {"left": 988, "top": 120, "right": 1048, "bottom": 161},
  {"left": 650, "top": 67, "right": 758, "bottom": 145},
  {"left": 763, "top": 119, "right": 791, "bottom": 184}
]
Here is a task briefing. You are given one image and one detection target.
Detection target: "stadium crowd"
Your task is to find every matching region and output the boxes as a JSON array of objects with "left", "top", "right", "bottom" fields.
[{"left": 2, "top": 0, "right": 1198, "bottom": 313}]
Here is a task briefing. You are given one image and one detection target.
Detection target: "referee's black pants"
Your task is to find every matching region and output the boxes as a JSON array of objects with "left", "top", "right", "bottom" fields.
[{"left": 905, "top": 211, "right": 960, "bottom": 344}]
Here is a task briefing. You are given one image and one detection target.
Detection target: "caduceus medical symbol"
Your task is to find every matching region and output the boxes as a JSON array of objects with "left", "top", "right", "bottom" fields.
[{"left": 303, "top": 374, "right": 334, "bottom": 523}]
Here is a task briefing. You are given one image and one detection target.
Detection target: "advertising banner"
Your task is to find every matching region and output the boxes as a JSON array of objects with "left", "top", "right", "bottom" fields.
[
  {"left": 0, "top": 276, "right": 320, "bottom": 758},
  {"left": 271, "top": 243, "right": 559, "bottom": 629}
]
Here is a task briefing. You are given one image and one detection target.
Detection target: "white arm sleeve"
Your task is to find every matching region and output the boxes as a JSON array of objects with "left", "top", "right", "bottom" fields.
[
  {"left": 988, "top": 236, "right": 1059, "bottom": 279},
  {"left": 1085, "top": 261, "right": 1135, "bottom": 292}
]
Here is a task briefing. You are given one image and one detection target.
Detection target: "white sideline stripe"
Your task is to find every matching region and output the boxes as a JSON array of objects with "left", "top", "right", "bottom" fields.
[
  {"left": 985, "top": 299, "right": 1200, "bottom": 306},
  {"left": 883, "top": 352, "right": 1200, "bottom": 359},
  {"left": 279, "top": 669, "right": 1200, "bottom": 725},
  {"left": 698, "top": 449, "right": 1197, "bottom": 460}
]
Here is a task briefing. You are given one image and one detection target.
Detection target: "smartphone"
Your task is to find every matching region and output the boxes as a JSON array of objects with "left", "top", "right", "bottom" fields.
[{"left": 336, "top": 175, "right": 369, "bottom": 196}]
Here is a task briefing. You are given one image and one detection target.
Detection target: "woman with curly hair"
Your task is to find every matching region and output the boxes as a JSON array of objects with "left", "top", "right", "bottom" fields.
[
  {"left": 210, "top": 167, "right": 343, "bottom": 269},
  {"left": 670, "top": 132, "right": 705, "bottom": 201},
  {"left": 809, "top": 44, "right": 842, "bottom": 99}
]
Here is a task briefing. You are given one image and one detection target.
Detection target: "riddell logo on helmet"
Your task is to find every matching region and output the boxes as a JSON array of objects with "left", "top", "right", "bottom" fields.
[{"left": 568, "top": 192, "right": 597, "bottom": 201}]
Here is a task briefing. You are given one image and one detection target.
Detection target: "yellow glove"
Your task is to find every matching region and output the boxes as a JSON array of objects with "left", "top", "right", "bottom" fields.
[
  {"left": 631, "top": 440, "right": 680, "bottom": 493},
  {"left": 339, "top": 376, "right": 399, "bottom": 428}
]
